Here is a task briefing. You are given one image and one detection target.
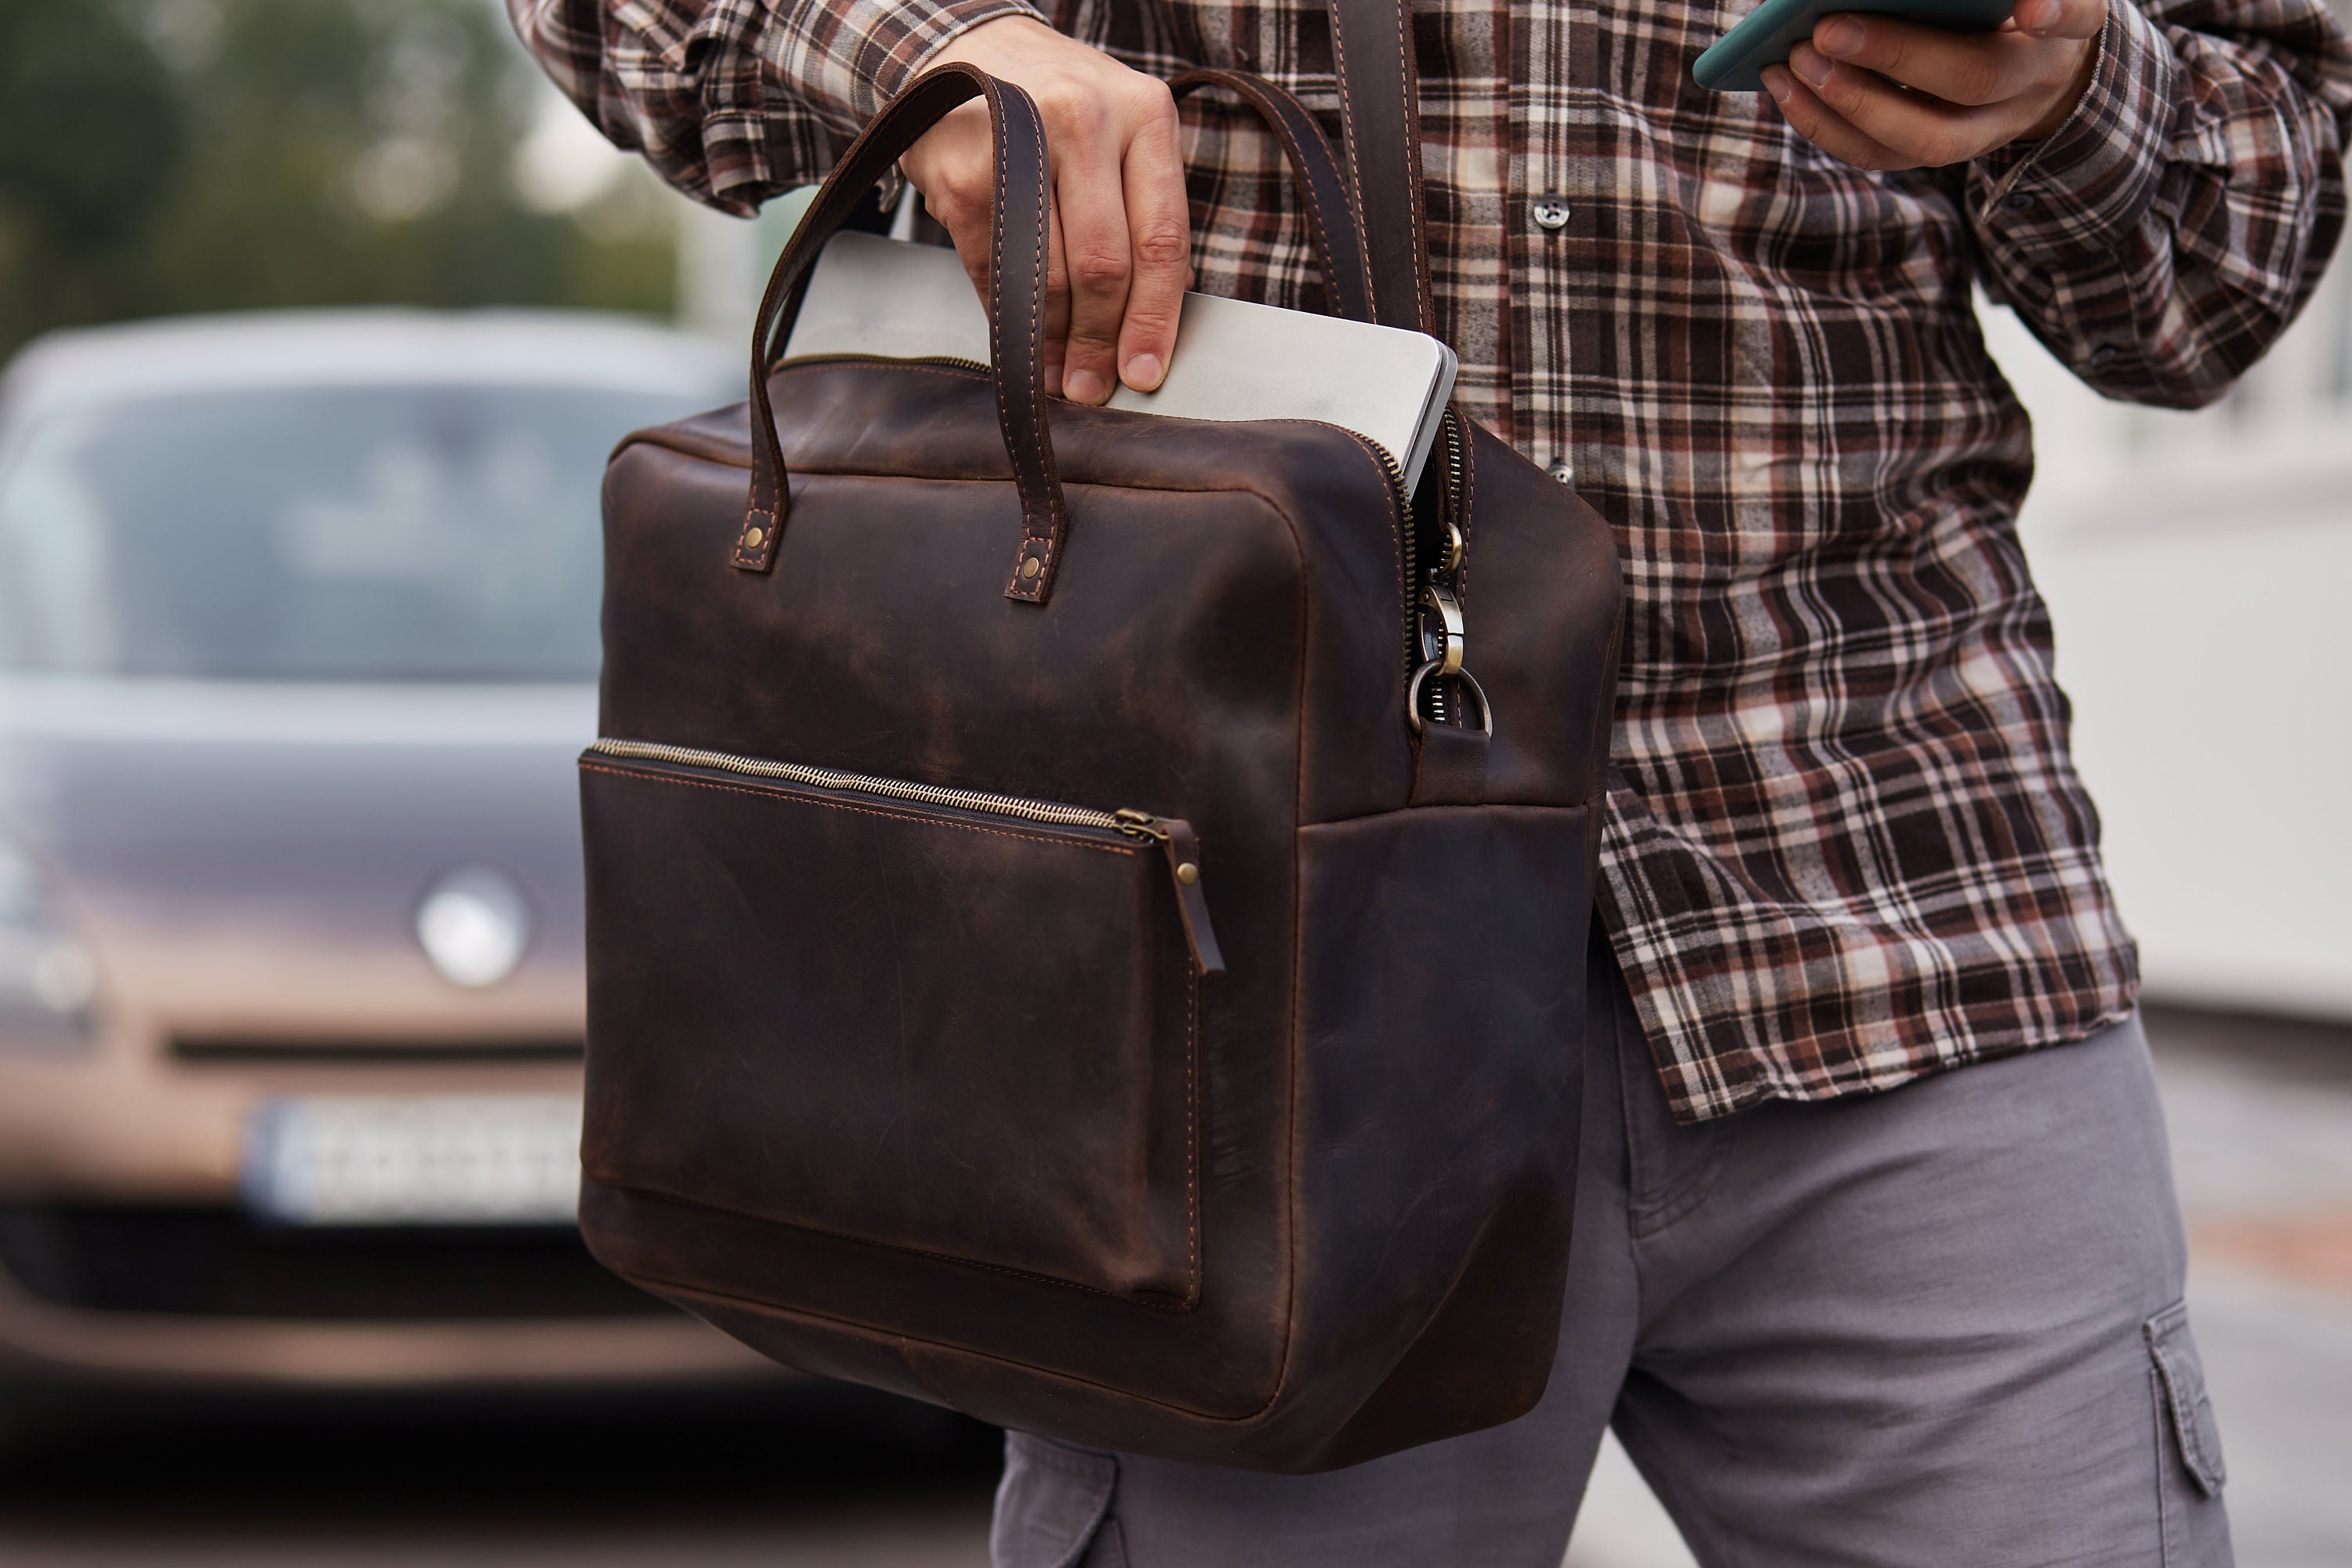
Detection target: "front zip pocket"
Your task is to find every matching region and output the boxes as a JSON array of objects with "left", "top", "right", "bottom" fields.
[
  {"left": 584, "top": 739, "right": 1222, "bottom": 974},
  {"left": 576, "top": 739, "right": 1215, "bottom": 1307}
]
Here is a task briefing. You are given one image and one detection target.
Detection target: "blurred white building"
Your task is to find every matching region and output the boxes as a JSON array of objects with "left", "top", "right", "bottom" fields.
[{"left": 1987, "top": 252, "right": 2352, "bottom": 1020}]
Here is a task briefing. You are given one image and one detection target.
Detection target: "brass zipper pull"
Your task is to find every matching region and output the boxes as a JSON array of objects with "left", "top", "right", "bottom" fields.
[{"left": 1116, "top": 811, "right": 1226, "bottom": 976}]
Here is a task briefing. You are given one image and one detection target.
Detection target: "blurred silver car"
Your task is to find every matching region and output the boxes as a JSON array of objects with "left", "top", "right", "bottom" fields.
[{"left": 0, "top": 310, "right": 772, "bottom": 1399}]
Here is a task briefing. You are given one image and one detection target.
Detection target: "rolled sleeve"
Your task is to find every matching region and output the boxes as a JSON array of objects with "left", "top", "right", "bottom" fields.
[
  {"left": 508, "top": 0, "right": 1041, "bottom": 215},
  {"left": 1967, "top": 0, "right": 2352, "bottom": 407},
  {"left": 1974, "top": 1, "right": 2180, "bottom": 259},
  {"left": 761, "top": 0, "right": 1045, "bottom": 136}
]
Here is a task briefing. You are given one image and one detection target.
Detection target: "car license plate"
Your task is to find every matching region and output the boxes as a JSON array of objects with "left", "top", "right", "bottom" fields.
[{"left": 242, "top": 1094, "right": 582, "bottom": 1225}]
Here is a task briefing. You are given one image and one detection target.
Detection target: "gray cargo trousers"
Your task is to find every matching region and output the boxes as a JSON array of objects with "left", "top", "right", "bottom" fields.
[{"left": 993, "top": 931, "right": 2231, "bottom": 1566}]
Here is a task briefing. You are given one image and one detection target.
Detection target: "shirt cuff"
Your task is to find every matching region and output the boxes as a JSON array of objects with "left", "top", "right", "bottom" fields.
[
  {"left": 1970, "top": 0, "right": 2180, "bottom": 258},
  {"left": 762, "top": 0, "right": 1048, "bottom": 138}
]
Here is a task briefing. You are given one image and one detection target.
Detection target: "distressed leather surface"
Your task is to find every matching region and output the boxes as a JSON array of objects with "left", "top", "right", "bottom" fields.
[
  {"left": 580, "top": 755, "right": 1201, "bottom": 1305},
  {"left": 578, "top": 56, "right": 1624, "bottom": 1472}
]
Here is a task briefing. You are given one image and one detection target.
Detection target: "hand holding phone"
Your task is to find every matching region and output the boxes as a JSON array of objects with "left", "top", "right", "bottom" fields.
[{"left": 1701, "top": 0, "right": 2108, "bottom": 172}]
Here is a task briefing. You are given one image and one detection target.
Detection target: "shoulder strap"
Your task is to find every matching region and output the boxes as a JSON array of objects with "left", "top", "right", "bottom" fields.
[{"left": 1325, "top": 0, "right": 1434, "bottom": 332}]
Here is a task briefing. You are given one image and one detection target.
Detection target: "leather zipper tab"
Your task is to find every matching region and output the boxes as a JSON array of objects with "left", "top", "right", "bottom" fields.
[
  {"left": 1158, "top": 818, "right": 1225, "bottom": 977},
  {"left": 1117, "top": 811, "right": 1225, "bottom": 976}
]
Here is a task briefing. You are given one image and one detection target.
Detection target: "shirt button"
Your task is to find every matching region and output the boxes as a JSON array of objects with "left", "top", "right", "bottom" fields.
[
  {"left": 1998, "top": 191, "right": 2039, "bottom": 212},
  {"left": 1547, "top": 460, "right": 1577, "bottom": 485},
  {"left": 1530, "top": 197, "right": 1570, "bottom": 232},
  {"left": 2090, "top": 344, "right": 2121, "bottom": 366}
]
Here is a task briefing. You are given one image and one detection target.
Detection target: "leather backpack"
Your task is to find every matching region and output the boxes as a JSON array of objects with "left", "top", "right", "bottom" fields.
[{"left": 575, "top": 0, "right": 1623, "bottom": 1472}]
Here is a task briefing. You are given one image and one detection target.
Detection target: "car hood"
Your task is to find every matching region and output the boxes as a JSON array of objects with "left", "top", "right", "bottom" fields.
[{"left": 0, "top": 678, "right": 596, "bottom": 1042}]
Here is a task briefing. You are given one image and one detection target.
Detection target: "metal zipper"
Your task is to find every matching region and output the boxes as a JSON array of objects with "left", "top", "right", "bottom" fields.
[
  {"left": 776, "top": 352, "right": 993, "bottom": 375},
  {"left": 586, "top": 738, "right": 1140, "bottom": 836},
  {"left": 1442, "top": 408, "right": 1467, "bottom": 539},
  {"left": 1436, "top": 409, "right": 1468, "bottom": 726},
  {"left": 583, "top": 738, "right": 1225, "bottom": 974},
  {"left": 1407, "top": 409, "right": 1479, "bottom": 733},
  {"left": 1359, "top": 441, "right": 1419, "bottom": 681}
]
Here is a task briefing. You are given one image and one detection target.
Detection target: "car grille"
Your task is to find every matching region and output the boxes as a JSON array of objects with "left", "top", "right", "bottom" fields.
[{"left": 0, "top": 1206, "right": 672, "bottom": 1320}]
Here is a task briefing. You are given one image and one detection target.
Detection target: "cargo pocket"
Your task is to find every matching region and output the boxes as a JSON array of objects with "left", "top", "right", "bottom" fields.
[
  {"left": 993, "top": 1433, "right": 1121, "bottom": 1568},
  {"left": 2146, "top": 1301, "right": 2230, "bottom": 1565},
  {"left": 578, "top": 741, "right": 1211, "bottom": 1307}
]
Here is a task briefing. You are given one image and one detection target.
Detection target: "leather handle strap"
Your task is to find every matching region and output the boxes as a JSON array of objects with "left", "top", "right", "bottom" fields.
[
  {"left": 1166, "top": 70, "right": 1374, "bottom": 325},
  {"left": 1325, "top": 0, "right": 1435, "bottom": 332},
  {"left": 734, "top": 65, "right": 1071, "bottom": 604}
]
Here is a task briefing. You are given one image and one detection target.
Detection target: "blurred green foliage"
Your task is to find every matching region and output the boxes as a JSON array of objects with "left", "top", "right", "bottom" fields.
[{"left": 0, "top": 0, "right": 676, "bottom": 360}]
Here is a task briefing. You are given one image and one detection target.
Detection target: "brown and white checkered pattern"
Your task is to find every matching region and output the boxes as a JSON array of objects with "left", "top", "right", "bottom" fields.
[{"left": 511, "top": 0, "right": 2352, "bottom": 1119}]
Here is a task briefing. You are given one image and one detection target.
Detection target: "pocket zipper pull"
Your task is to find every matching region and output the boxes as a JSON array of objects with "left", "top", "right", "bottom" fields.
[{"left": 1116, "top": 811, "right": 1226, "bottom": 977}]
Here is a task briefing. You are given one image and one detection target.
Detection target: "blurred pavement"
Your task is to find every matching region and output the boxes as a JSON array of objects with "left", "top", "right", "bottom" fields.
[{"left": 2, "top": 1007, "right": 2344, "bottom": 1567}]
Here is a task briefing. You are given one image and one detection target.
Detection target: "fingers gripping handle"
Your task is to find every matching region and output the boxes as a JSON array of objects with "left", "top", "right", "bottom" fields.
[{"left": 732, "top": 66, "right": 1071, "bottom": 605}]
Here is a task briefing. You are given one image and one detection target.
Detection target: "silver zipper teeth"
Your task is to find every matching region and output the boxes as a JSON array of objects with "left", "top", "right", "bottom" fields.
[
  {"left": 779, "top": 352, "right": 992, "bottom": 374},
  {"left": 1363, "top": 441, "right": 1417, "bottom": 679},
  {"left": 585, "top": 738, "right": 1126, "bottom": 833}
]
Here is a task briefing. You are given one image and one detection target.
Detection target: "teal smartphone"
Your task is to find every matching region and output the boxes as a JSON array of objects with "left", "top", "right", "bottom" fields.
[{"left": 1692, "top": 0, "right": 2015, "bottom": 91}]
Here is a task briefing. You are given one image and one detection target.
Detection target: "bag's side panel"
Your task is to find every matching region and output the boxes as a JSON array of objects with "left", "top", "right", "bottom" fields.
[
  {"left": 1281, "top": 803, "right": 1589, "bottom": 1468},
  {"left": 1456, "top": 424, "right": 1624, "bottom": 808}
]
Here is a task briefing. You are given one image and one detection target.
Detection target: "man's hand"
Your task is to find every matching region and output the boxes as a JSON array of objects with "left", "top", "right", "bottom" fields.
[
  {"left": 1759, "top": 0, "right": 2107, "bottom": 171},
  {"left": 901, "top": 16, "right": 1191, "bottom": 403}
]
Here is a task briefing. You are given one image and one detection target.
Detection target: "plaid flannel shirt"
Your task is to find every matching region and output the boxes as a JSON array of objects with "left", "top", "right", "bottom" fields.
[{"left": 513, "top": 0, "right": 2352, "bottom": 1119}]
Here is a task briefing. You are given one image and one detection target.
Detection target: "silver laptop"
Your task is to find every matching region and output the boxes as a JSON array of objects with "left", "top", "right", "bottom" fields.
[{"left": 782, "top": 230, "right": 1459, "bottom": 489}]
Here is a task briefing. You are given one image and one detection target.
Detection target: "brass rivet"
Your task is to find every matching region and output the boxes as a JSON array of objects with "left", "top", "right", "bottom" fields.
[
  {"left": 1019, "top": 556, "right": 1042, "bottom": 580},
  {"left": 742, "top": 526, "right": 766, "bottom": 549},
  {"left": 1175, "top": 862, "right": 1199, "bottom": 884}
]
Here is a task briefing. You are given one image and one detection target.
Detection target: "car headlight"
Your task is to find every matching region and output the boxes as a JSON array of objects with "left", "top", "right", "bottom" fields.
[{"left": 0, "top": 835, "right": 99, "bottom": 1049}]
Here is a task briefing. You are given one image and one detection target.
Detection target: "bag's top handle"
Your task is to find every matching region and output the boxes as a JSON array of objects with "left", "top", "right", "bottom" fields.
[
  {"left": 1324, "top": 0, "right": 1435, "bottom": 332},
  {"left": 733, "top": 63, "right": 1384, "bottom": 602},
  {"left": 731, "top": 64, "right": 1073, "bottom": 601},
  {"left": 1166, "top": 70, "right": 1375, "bottom": 325}
]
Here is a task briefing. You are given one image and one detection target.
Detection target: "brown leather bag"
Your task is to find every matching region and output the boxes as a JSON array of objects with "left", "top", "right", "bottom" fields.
[{"left": 575, "top": 24, "right": 1623, "bottom": 1472}]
